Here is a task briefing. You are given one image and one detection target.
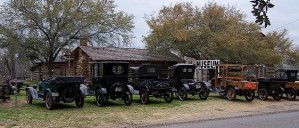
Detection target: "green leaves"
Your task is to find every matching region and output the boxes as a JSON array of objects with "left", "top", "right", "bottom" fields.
[{"left": 251, "top": 0, "right": 275, "bottom": 28}]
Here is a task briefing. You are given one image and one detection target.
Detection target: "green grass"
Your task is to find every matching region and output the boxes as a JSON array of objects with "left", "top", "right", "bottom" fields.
[
  {"left": 2, "top": 85, "right": 293, "bottom": 128},
  {"left": 0, "top": 89, "right": 215, "bottom": 127}
]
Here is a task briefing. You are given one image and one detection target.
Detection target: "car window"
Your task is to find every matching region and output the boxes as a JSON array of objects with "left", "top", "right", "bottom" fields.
[
  {"left": 112, "top": 65, "right": 124, "bottom": 74},
  {"left": 147, "top": 68, "right": 156, "bottom": 73}
]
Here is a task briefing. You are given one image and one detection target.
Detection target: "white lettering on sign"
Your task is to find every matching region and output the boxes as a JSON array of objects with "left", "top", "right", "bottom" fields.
[{"left": 195, "top": 60, "right": 220, "bottom": 69}]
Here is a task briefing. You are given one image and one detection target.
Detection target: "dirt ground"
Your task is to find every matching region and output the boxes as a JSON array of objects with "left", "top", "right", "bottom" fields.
[{"left": 131, "top": 95, "right": 299, "bottom": 128}]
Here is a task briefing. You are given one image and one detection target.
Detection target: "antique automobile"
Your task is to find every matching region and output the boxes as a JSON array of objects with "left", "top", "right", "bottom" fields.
[
  {"left": 257, "top": 69, "right": 295, "bottom": 101},
  {"left": 212, "top": 64, "right": 258, "bottom": 101},
  {"left": 279, "top": 69, "right": 299, "bottom": 101},
  {"left": 0, "top": 83, "right": 10, "bottom": 102},
  {"left": 168, "top": 64, "right": 209, "bottom": 101},
  {"left": 26, "top": 76, "right": 87, "bottom": 110},
  {"left": 130, "top": 64, "right": 174, "bottom": 104},
  {"left": 9, "top": 79, "right": 25, "bottom": 94},
  {"left": 89, "top": 61, "right": 134, "bottom": 106}
]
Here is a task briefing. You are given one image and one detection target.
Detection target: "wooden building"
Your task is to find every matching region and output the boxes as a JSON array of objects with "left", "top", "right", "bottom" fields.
[{"left": 30, "top": 38, "right": 184, "bottom": 81}]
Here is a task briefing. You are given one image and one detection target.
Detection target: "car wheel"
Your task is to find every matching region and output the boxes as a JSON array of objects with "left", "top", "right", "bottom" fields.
[
  {"left": 258, "top": 88, "right": 268, "bottom": 100},
  {"left": 178, "top": 87, "right": 187, "bottom": 101},
  {"left": 226, "top": 86, "right": 236, "bottom": 101},
  {"left": 75, "top": 97, "right": 84, "bottom": 108},
  {"left": 286, "top": 88, "right": 297, "bottom": 101},
  {"left": 245, "top": 90, "right": 255, "bottom": 102},
  {"left": 164, "top": 89, "right": 173, "bottom": 103},
  {"left": 26, "top": 90, "right": 33, "bottom": 104},
  {"left": 140, "top": 88, "right": 149, "bottom": 104},
  {"left": 199, "top": 87, "right": 209, "bottom": 100},
  {"left": 272, "top": 89, "right": 283, "bottom": 101},
  {"left": 123, "top": 91, "right": 133, "bottom": 106},
  {"left": 96, "top": 89, "right": 106, "bottom": 107},
  {"left": 45, "top": 92, "right": 54, "bottom": 110}
]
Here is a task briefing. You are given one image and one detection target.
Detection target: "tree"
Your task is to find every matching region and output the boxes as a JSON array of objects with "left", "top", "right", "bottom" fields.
[
  {"left": 0, "top": 0, "right": 134, "bottom": 76},
  {"left": 251, "top": 0, "right": 275, "bottom": 28},
  {"left": 145, "top": 2, "right": 291, "bottom": 66}
]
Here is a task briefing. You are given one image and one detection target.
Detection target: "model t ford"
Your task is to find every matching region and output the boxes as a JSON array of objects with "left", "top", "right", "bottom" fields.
[
  {"left": 212, "top": 64, "right": 258, "bottom": 101},
  {"left": 89, "top": 61, "right": 134, "bottom": 106},
  {"left": 257, "top": 69, "right": 294, "bottom": 101},
  {"left": 130, "top": 64, "right": 173, "bottom": 104},
  {"left": 26, "top": 76, "right": 87, "bottom": 110},
  {"left": 278, "top": 69, "right": 299, "bottom": 101},
  {"left": 168, "top": 64, "right": 209, "bottom": 101}
]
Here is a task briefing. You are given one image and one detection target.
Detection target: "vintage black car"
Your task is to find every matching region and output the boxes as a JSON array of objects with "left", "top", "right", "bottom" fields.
[
  {"left": 89, "top": 61, "right": 134, "bottom": 106},
  {"left": 26, "top": 76, "right": 87, "bottom": 110},
  {"left": 257, "top": 69, "right": 294, "bottom": 101},
  {"left": 273, "top": 69, "right": 299, "bottom": 101},
  {"left": 168, "top": 64, "right": 209, "bottom": 101},
  {"left": 130, "top": 64, "right": 174, "bottom": 104}
]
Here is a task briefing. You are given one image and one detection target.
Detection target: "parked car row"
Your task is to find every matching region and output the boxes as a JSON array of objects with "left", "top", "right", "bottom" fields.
[{"left": 24, "top": 62, "right": 299, "bottom": 110}]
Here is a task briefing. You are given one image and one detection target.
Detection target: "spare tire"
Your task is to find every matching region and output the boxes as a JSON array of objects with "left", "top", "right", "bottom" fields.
[{"left": 61, "top": 86, "right": 77, "bottom": 103}]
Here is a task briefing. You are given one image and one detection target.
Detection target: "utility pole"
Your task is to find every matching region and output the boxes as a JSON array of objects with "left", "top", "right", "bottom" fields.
[{"left": 14, "top": 53, "right": 18, "bottom": 107}]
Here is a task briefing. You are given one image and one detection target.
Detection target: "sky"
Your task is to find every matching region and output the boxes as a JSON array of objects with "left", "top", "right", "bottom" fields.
[
  {"left": 0, "top": 0, "right": 298, "bottom": 48},
  {"left": 114, "top": 0, "right": 299, "bottom": 48}
]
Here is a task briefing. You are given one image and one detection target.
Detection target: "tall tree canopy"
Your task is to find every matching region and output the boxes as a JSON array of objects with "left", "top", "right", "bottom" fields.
[
  {"left": 0, "top": 0, "right": 134, "bottom": 75},
  {"left": 145, "top": 2, "right": 292, "bottom": 66}
]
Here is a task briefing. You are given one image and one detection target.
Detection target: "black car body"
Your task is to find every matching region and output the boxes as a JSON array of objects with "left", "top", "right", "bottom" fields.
[
  {"left": 168, "top": 64, "right": 209, "bottom": 101},
  {"left": 26, "top": 76, "right": 87, "bottom": 110},
  {"left": 257, "top": 69, "right": 297, "bottom": 101},
  {"left": 89, "top": 61, "right": 134, "bottom": 106},
  {"left": 130, "top": 64, "right": 174, "bottom": 104}
]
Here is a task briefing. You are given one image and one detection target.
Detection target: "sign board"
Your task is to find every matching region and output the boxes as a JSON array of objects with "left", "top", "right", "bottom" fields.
[{"left": 195, "top": 60, "right": 220, "bottom": 69}]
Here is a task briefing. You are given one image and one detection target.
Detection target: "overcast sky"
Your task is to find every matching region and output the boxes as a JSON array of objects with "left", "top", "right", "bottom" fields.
[{"left": 114, "top": 0, "right": 299, "bottom": 48}]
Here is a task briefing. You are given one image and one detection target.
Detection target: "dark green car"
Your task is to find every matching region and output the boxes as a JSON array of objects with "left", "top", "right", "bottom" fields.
[{"left": 26, "top": 76, "right": 87, "bottom": 110}]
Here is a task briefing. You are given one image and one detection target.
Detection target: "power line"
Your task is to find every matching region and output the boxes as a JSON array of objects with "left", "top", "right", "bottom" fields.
[{"left": 271, "top": 18, "right": 299, "bottom": 31}]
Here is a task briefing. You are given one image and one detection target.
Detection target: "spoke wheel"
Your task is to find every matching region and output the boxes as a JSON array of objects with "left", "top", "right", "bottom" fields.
[
  {"left": 286, "top": 88, "right": 297, "bottom": 101},
  {"left": 258, "top": 88, "right": 268, "bottom": 101},
  {"left": 96, "top": 89, "right": 106, "bottom": 107},
  {"left": 45, "top": 92, "right": 54, "bottom": 110},
  {"left": 140, "top": 88, "right": 149, "bottom": 104},
  {"left": 226, "top": 87, "right": 236, "bottom": 101},
  {"left": 199, "top": 87, "right": 209, "bottom": 100},
  {"left": 164, "top": 90, "right": 173, "bottom": 103},
  {"left": 178, "top": 87, "right": 187, "bottom": 101},
  {"left": 26, "top": 90, "right": 33, "bottom": 104},
  {"left": 245, "top": 90, "right": 255, "bottom": 102},
  {"left": 272, "top": 89, "right": 283, "bottom": 101},
  {"left": 123, "top": 91, "right": 133, "bottom": 106}
]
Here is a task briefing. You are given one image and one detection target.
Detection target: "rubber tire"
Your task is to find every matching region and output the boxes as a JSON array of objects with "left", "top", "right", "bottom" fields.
[
  {"left": 45, "top": 92, "right": 54, "bottom": 110},
  {"left": 164, "top": 90, "right": 173, "bottom": 103},
  {"left": 62, "top": 86, "right": 77, "bottom": 103},
  {"left": 75, "top": 97, "right": 84, "bottom": 108},
  {"left": 286, "top": 88, "right": 297, "bottom": 101},
  {"left": 272, "top": 89, "right": 283, "bottom": 101},
  {"left": 140, "top": 88, "right": 149, "bottom": 104},
  {"left": 123, "top": 91, "right": 133, "bottom": 106},
  {"left": 178, "top": 87, "right": 188, "bottom": 101},
  {"left": 258, "top": 88, "right": 268, "bottom": 101},
  {"left": 226, "top": 87, "right": 236, "bottom": 101},
  {"left": 245, "top": 90, "right": 255, "bottom": 102},
  {"left": 26, "top": 90, "right": 32, "bottom": 104},
  {"left": 96, "top": 89, "right": 106, "bottom": 107},
  {"left": 199, "top": 87, "right": 209, "bottom": 100}
]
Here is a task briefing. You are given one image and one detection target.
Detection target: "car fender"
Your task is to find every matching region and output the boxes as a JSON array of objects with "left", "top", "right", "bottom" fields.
[
  {"left": 97, "top": 86, "right": 107, "bottom": 94},
  {"left": 141, "top": 85, "right": 150, "bottom": 92},
  {"left": 26, "top": 87, "right": 38, "bottom": 99},
  {"left": 126, "top": 85, "right": 134, "bottom": 94},
  {"left": 279, "top": 86, "right": 285, "bottom": 92},
  {"left": 80, "top": 84, "right": 88, "bottom": 97},
  {"left": 183, "top": 83, "right": 190, "bottom": 91}
]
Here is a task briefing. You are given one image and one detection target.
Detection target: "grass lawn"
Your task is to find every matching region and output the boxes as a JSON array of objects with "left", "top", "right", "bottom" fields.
[{"left": 1, "top": 81, "right": 299, "bottom": 128}]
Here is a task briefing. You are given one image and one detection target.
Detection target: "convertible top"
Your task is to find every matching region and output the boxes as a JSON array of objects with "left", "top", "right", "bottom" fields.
[{"left": 50, "top": 76, "right": 85, "bottom": 85}]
